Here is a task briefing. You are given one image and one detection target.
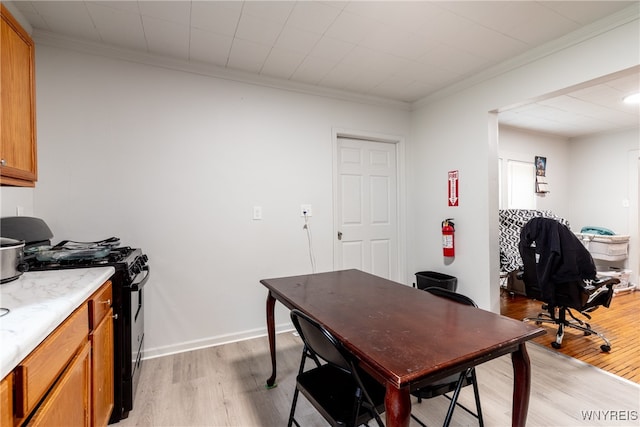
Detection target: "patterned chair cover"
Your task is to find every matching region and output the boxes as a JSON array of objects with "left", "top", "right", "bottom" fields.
[{"left": 499, "top": 209, "right": 570, "bottom": 273}]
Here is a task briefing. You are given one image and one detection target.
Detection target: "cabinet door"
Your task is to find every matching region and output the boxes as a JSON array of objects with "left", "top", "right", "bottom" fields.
[
  {"left": 0, "top": 4, "right": 37, "bottom": 186},
  {"left": 91, "top": 309, "right": 114, "bottom": 427},
  {"left": 0, "top": 374, "right": 12, "bottom": 427},
  {"left": 27, "top": 342, "right": 91, "bottom": 427}
]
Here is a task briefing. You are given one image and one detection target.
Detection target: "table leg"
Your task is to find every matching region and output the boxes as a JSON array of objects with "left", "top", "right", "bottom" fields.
[
  {"left": 384, "top": 384, "right": 410, "bottom": 427},
  {"left": 511, "top": 342, "right": 532, "bottom": 427},
  {"left": 265, "top": 292, "right": 277, "bottom": 388}
]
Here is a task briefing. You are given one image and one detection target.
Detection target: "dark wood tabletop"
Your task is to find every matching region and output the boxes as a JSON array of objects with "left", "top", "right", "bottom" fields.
[{"left": 261, "top": 269, "right": 545, "bottom": 427}]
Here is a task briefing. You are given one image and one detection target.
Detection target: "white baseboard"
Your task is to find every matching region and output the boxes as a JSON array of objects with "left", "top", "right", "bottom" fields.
[{"left": 141, "top": 322, "right": 295, "bottom": 360}]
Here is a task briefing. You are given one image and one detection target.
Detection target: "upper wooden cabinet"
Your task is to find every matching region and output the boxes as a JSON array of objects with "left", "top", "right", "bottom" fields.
[{"left": 1, "top": 4, "right": 37, "bottom": 187}]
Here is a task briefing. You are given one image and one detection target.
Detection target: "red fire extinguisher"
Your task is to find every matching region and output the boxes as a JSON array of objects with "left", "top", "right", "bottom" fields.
[{"left": 442, "top": 218, "right": 455, "bottom": 257}]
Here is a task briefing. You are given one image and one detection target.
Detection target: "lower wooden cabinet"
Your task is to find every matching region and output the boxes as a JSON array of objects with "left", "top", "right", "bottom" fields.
[
  {"left": 2, "top": 280, "right": 114, "bottom": 426},
  {"left": 27, "top": 342, "right": 91, "bottom": 427},
  {"left": 0, "top": 374, "right": 12, "bottom": 427},
  {"left": 14, "top": 305, "right": 89, "bottom": 419},
  {"left": 91, "top": 308, "right": 114, "bottom": 427}
]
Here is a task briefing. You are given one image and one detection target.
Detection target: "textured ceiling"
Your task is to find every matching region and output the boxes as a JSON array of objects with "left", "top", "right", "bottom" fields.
[
  {"left": 500, "top": 70, "right": 640, "bottom": 138},
  {"left": 9, "top": 1, "right": 640, "bottom": 137}
]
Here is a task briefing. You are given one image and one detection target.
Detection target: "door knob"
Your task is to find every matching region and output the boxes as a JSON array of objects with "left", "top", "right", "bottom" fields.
[{"left": 338, "top": 231, "right": 343, "bottom": 240}]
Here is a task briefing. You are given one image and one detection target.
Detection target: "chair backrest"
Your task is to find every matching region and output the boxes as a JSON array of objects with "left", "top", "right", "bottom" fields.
[
  {"left": 518, "top": 217, "right": 598, "bottom": 308},
  {"left": 290, "top": 309, "right": 351, "bottom": 372},
  {"left": 423, "top": 286, "right": 477, "bottom": 308},
  {"left": 519, "top": 245, "right": 544, "bottom": 300}
]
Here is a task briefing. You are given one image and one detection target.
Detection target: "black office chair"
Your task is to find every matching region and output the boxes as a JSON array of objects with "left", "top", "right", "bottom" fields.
[
  {"left": 411, "top": 287, "right": 484, "bottom": 427},
  {"left": 287, "top": 309, "right": 386, "bottom": 427},
  {"left": 518, "top": 217, "right": 619, "bottom": 352}
]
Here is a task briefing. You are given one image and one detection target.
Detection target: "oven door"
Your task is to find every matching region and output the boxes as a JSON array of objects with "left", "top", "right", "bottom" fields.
[
  {"left": 123, "top": 264, "right": 150, "bottom": 415},
  {"left": 130, "top": 287, "right": 144, "bottom": 397}
]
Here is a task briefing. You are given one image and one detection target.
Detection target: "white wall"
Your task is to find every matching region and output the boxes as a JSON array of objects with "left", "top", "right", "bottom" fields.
[
  {"left": 568, "top": 128, "right": 638, "bottom": 234},
  {"left": 0, "top": 188, "right": 34, "bottom": 217},
  {"left": 408, "top": 15, "right": 639, "bottom": 312},
  {"left": 31, "top": 44, "right": 410, "bottom": 358},
  {"left": 567, "top": 128, "right": 639, "bottom": 278},
  {"left": 498, "top": 126, "right": 571, "bottom": 216}
]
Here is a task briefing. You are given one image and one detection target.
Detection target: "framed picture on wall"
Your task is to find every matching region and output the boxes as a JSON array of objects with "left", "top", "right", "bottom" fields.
[{"left": 535, "top": 156, "right": 547, "bottom": 176}]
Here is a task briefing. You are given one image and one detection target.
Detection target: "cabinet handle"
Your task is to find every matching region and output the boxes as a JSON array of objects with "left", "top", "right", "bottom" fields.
[
  {"left": 0, "top": 159, "right": 6, "bottom": 166},
  {"left": 99, "top": 299, "right": 111, "bottom": 305},
  {"left": 112, "top": 313, "right": 119, "bottom": 320}
]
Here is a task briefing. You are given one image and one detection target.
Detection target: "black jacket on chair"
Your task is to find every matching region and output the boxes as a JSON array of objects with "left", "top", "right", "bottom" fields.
[{"left": 518, "top": 217, "right": 597, "bottom": 306}]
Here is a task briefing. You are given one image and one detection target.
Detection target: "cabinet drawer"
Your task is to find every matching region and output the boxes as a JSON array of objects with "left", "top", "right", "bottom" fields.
[
  {"left": 14, "top": 304, "right": 89, "bottom": 417},
  {"left": 89, "top": 281, "right": 112, "bottom": 329}
]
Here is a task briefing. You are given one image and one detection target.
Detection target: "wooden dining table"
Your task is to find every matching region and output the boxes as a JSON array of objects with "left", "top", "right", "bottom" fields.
[{"left": 261, "top": 269, "right": 545, "bottom": 427}]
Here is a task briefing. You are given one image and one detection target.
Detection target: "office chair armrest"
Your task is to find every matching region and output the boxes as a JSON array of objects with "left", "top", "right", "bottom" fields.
[{"left": 584, "top": 277, "right": 620, "bottom": 291}]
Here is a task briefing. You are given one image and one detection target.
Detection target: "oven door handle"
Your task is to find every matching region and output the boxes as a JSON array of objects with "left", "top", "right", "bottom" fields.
[{"left": 130, "top": 265, "right": 150, "bottom": 291}]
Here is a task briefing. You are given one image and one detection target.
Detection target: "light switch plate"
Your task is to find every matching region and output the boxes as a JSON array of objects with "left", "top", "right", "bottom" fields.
[{"left": 253, "top": 206, "right": 262, "bottom": 220}]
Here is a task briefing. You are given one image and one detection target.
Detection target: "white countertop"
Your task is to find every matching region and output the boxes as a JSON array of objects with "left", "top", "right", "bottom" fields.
[{"left": 0, "top": 267, "right": 115, "bottom": 379}]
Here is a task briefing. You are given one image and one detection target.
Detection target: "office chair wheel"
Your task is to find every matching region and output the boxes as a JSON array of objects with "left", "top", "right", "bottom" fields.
[
  {"left": 584, "top": 331, "right": 591, "bottom": 336},
  {"left": 600, "top": 344, "right": 611, "bottom": 352},
  {"left": 551, "top": 342, "right": 561, "bottom": 349}
]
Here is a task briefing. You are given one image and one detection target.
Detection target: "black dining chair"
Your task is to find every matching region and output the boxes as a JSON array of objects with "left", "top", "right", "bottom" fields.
[
  {"left": 411, "top": 287, "right": 484, "bottom": 427},
  {"left": 287, "top": 309, "right": 386, "bottom": 427}
]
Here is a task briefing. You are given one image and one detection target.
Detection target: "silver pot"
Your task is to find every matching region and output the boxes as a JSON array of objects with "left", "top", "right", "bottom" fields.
[{"left": 1, "top": 237, "right": 28, "bottom": 284}]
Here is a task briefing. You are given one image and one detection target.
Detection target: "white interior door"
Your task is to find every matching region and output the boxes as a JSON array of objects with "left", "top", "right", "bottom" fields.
[{"left": 334, "top": 137, "right": 398, "bottom": 280}]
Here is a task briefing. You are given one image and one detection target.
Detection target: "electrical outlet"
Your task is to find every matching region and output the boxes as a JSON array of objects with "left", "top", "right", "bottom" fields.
[{"left": 300, "top": 204, "right": 312, "bottom": 217}]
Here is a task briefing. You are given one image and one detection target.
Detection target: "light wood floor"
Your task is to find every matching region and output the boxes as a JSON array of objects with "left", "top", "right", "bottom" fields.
[
  {"left": 500, "top": 289, "right": 640, "bottom": 384},
  {"left": 118, "top": 331, "right": 640, "bottom": 426}
]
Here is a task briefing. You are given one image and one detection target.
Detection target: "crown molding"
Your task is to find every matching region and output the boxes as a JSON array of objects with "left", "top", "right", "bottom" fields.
[
  {"left": 3, "top": 1, "right": 33, "bottom": 34},
  {"left": 29, "top": 2, "right": 639, "bottom": 113},
  {"left": 32, "top": 30, "right": 411, "bottom": 112},
  {"left": 411, "top": 3, "right": 640, "bottom": 110}
]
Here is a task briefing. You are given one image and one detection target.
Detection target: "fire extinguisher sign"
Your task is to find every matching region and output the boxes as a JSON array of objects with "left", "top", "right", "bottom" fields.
[{"left": 448, "top": 170, "right": 459, "bottom": 207}]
